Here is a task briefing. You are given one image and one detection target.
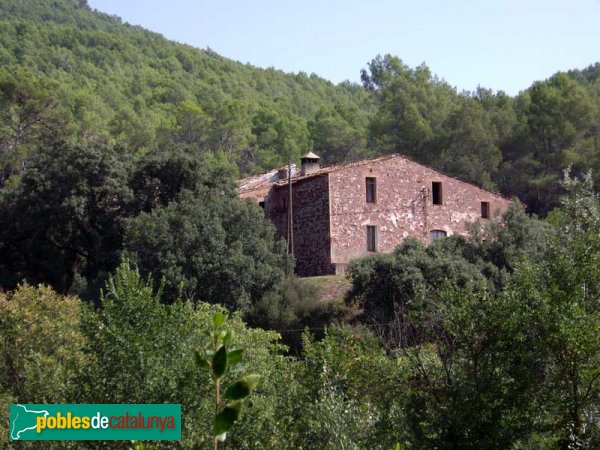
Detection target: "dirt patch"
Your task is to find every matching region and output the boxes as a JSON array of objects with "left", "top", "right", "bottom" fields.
[{"left": 297, "top": 275, "right": 352, "bottom": 302}]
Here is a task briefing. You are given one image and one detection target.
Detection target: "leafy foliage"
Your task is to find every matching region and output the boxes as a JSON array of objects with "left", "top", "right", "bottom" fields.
[
  {"left": 0, "top": 2, "right": 599, "bottom": 449},
  {"left": 506, "top": 171, "right": 600, "bottom": 448},
  {"left": 1, "top": 195, "right": 599, "bottom": 449},
  {"left": 345, "top": 176, "right": 600, "bottom": 449},
  {"left": 399, "top": 286, "right": 542, "bottom": 449},
  {"left": 0, "top": 142, "right": 290, "bottom": 306},
  {"left": 195, "top": 312, "right": 261, "bottom": 447},
  {"left": 124, "top": 189, "right": 290, "bottom": 310},
  {"left": 1, "top": 2, "right": 599, "bottom": 215},
  {"left": 0, "top": 0, "right": 373, "bottom": 176},
  {"left": 0, "top": 141, "right": 132, "bottom": 295},
  {"left": 82, "top": 260, "right": 283, "bottom": 449},
  {"left": 346, "top": 236, "right": 498, "bottom": 347},
  {"left": 248, "top": 277, "right": 356, "bottom": 352},
  {"left": 346, "top": 204, "right": 551, "bottom": 347},
  {"left": 0, "top": 284, "right": 88, "bottom": 403}
]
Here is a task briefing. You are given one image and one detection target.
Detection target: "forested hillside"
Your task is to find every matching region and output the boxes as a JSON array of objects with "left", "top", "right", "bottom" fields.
[
  {"left": 361, "top": 57, "right": 600, "bottom": 213},
  {"left": 1, "top": 2, "right": 599, "bottom": 448},
  {"left": 0, "top": 0, "right": 372, "bottom": 176},
  {"left": 1, "top": 0, "right": 599, "bottom": 214}
]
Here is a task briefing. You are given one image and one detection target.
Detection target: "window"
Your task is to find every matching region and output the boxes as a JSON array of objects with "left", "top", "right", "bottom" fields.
[
  {"left": 430, "top": 229, "right": 447, "bottom": 241},
  {"left": 258, "top": 201, "right": 265, "bottom": 210},
  {"left": 432, "top": 182, "right": 443, "bottom": 205},
  {"left": 366, "top": 177, "right": 377, "bottom": 203},
  {"left": 481, "top": 201, "right": 490, "bottom": 219},
  {"left": 366, "top": 226, "right": 377, "bottom": 252}
]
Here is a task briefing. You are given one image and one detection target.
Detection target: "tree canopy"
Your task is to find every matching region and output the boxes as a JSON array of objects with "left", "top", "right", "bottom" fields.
[{"left": 0, "top": 1, "right": 598, "bottom": 214}]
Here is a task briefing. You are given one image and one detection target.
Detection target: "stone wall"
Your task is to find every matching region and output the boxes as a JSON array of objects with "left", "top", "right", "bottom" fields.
[
  {"left": 266, "top": 174, "right": 334, "bottom": 276},
  {"left": 328, "top": 155, "right": 512, "bottom": 271}
]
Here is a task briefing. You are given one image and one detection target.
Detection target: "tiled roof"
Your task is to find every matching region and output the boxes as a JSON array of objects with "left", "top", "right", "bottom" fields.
[
  {"left": 272, "top": 154, "right": 397, "bottom": 187},
  {"left": 236, "top": 164, "right": 297, "bottom": 200},
  {"left": 236, "top": 153, "right": 510, "bottom": 201}
]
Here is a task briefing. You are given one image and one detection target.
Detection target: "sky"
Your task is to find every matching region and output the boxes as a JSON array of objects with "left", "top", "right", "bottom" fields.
[{"left": 88, "top": 0, "right": 600, "bottom": 95}]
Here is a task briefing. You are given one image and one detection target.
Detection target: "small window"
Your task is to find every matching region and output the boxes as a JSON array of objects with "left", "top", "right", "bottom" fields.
[
  {"left": 481, "top": 201, "right": 490, "bottom": 219},
  {"left": 259, "top": 201, "right": 265, "bottom": 209},
  {"left": 430, "top": 229, "right": 447, "bottom": 241},
  {"left": 432, "top": 182, "right": 443, "bottom": 205},
  {"left": 366, "top": 177, "right": 377, "bottom": 203},
  {"left": 366, "top": 226, "right": 377, "bottom": 252}
]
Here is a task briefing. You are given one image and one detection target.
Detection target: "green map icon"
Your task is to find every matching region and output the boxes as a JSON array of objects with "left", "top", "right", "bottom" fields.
[{"left": 10, "top": 404, "right": 49, "bottom": 440}]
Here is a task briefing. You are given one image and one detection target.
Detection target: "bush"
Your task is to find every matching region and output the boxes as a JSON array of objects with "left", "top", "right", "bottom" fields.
[
  {"left": 0, "top": 284, "right": 90, "bottom": 449},
  {"left": 124, "top": 191, "right": 290, "bottom": 311},
  {"left": 81, "top": 259, "right": 289, "bottom": 449},
  {"left": 248, "top": 277, "right": 356, "bottom": 352},
  {"left": 0, "top": 284, "right": 89, "bottom": 403}
]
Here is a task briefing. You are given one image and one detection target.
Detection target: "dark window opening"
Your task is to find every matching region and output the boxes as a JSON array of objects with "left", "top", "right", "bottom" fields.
[
  {"left": 481, "top": 201, "right": 490, "bottom": 219},
  {"left": 366, "top": 177, "right": 377, "bottom": 203},
  {"left": 366, "top": 226, "right": 377, "bottom": 252},
  {"left": 282, "top": 198, "right": 286, "bottom": 209},
  {"left": 259, "top": 201, "right": 265, "bottom": 209},
  {"left": 432, "top": 182, "right": 443, "bottom": 205},
  {"left": 430, "top": 229, "right": 447, "bottom": 241}
]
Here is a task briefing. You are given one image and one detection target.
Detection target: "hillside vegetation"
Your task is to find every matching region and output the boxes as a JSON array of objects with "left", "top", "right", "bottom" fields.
[
  {"left": 0, "top": 0, "right": 372, "bottom": 175},
  {"left": 0, "top": 2, "right": 599, "bottom": 448},
  {"left": 0, "top": 0, "right": 599, "bottom": 214},
  {"left": 2, "top": 177, "right": 599, "bottom": 449}
]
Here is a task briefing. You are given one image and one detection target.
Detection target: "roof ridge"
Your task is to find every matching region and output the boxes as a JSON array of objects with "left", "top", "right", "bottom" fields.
[{"left": 237, "top": 152, "right": 510, "bottom": 201}]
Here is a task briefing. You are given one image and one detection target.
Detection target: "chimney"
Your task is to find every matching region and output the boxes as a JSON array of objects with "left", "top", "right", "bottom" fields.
[
  {"left": 277, "top": 167, "right": 288, "bottom": 180},
  {"left": 300, "top": 151, "right": 320, "bottom": 176}
]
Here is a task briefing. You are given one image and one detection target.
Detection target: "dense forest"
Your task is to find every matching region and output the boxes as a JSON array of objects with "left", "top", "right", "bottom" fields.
[
  {"left": 2, "top": 174, "right": 599, "bottom": 449},
  {"left": 0, "top": 0, "right": 372, "bottom": 178},
  {"left": 1, "top": 0, "right": 599, "bottom": 214},
  {"left": 0, "top": 1, "right": 599, "bottom": 449}
]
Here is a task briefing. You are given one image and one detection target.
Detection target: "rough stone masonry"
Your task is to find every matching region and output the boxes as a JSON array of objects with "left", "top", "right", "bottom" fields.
[{"left": 237, "top": 153, "right": 511, "bottom": 276}]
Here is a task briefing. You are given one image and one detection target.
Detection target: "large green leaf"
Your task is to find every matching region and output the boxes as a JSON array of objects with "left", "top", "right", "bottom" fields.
[
  {"left": 223, "top": 374, "right": 261, "bottom": 401},
  {"left": 213, "top": 312, "right": 226, "bottom": 328},
  {"left": 212, "top": 345, "right": 228, "bottom": 379},
  {"left": 223, "top": 330, "right": 235, "bottom": 346},
  {"left": 227, "top": 349, "right": 243, "bottom": 365},
  {"left": 193, "top": 350, "right": 210, "bottom": 370},
  {"left": 213, "top": 403, "right": 241, "bottom": 436}
]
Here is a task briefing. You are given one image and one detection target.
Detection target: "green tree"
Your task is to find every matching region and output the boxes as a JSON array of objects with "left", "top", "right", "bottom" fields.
[
  {"left": 0, "top": 284, "right": 89, "bottom": 404},
  {"left": 129, "top": 145, "right": 237, "bottom": 213},
  {"left": 309, "top": 106, "right": 368, "bottom": 165},
  {"left": 247, "top": 108, "right": 310, "bottom": 173},
  {"left": 400, "top": 284, "right": 542, "bottom": 449},
  {"left": 499, "top": 74, "right": 599, "bottom": 214},
  {"left": 0, "top": 284, "right": 90, "bottom": 449},
  {"left": 509, "top": 172, "right": 600, "bottom": 448},
  {"left": 0, "top": 141, "right": 132, "bottom": 294},
  {"left": 346, "top": 237, "right": 498, "bottom": 347},
  {"left": 439, "top": 96, "right": 502, "bottom": 189},
  {"left": 124, "top": 190, "right": 290, "bottom": 310},
  {"left": 361, "top": 54, "right": 455, "bottom": 163},
  {"left": 83, "top": 259, "right": 288, "bottom": 449},
  {"left": 467, "top": 200, "right": 552, "bottom": 272},
  {"left": 82, "top": 260, "right": 202, "bottom": 405},
  {"left": 161, "top": 101, "right": 212, "bottom": 150},
  {"left": 289, "top": 327, "right": 406, "bottom": 450},
  {"left": 0, "top": 69, "right": 69, "bottom": 182}
]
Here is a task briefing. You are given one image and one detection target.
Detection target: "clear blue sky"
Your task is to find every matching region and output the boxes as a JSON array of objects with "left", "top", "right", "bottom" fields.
[{"left": 88, "top": 0, "right": 600, "bottom": 95}]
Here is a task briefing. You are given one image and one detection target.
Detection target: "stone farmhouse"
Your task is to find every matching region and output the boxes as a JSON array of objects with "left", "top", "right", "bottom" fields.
[{"left": 237, "top": 152, "right": 512, "bottom": 276}]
